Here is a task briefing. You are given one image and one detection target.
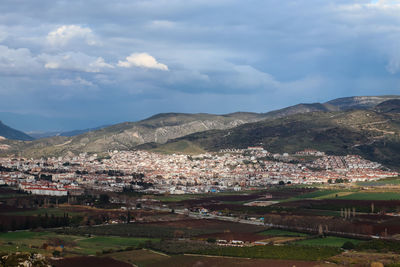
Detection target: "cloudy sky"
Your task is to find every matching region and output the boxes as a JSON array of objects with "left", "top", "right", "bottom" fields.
[{"left": 1, "top": 0, "right": 400, "bottom": 132}]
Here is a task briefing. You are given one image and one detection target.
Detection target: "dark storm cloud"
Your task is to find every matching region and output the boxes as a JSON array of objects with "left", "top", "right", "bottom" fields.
[{"left": 0, "top": 0, "right": 400, "bottom": 131}]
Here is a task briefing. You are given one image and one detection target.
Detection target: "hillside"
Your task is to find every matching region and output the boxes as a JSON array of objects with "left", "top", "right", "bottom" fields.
[
  {"left": 1, "top": 95, "right": 399, "bottom": 160},
  {"left": 374, "top": 99, "right": 400, "bottom": 114},
  {"left": 0, "top": 113, "right": 266, "bottom": 157},
  {"left": 29, "top": 125, "right": 110, "bottom": 139},
  {"left": 147, "top": 107, "right": 400, "bottom": 168},
  {"left": 0, "top": 121, "right": 33, "bottom": 141},
  {"left": 325, "top": 95, "right": 400, "bottom": 110}
]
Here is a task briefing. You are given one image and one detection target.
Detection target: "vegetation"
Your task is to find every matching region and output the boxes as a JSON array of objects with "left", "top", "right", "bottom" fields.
[
  {"left": 147, "top": 240, "right": 216, "bottom": 254},
  {"left": 341, "top": 241, "right": 355, "bottom": 250},
  {"left": 357, "top": 176, "right": 400, "bottom": 186},
  {"left": 148, "top": 108, "right": 400, "bottom": 168},
  {"left": 356, "top": 240, "right": 400, "bottom": 253},
  {"left": 55, "top": 223, "right": 221, "bottom": 238},
  {"left": 338, "top": 192, "right": 400, "bottom": 201},
  {"left": 293, "top": 236, "right": 362, "bottom": 247},
  {"left": 197, "top": 245, "right": 341, "bottom": 261},
  {"left": 0, "top": 230, "right": 157, "bottom": 256}
]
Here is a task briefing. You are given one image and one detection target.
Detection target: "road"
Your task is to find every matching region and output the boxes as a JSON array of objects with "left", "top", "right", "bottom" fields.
[{"left": 143, "top": 204, "right": 388, "bottom": 240}]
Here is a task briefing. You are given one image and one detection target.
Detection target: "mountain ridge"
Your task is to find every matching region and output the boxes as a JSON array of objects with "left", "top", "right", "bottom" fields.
[
  {"left": 0, "top": 121, "right": 33, "bottom": 141},
  {"left": 0, "top": 95, "right": 399, "bottom": 163}
]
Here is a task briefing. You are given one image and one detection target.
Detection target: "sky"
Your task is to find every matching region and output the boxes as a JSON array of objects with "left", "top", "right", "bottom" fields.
[{"left": 1, "top": 0, "right": 400, "bottom": 132}]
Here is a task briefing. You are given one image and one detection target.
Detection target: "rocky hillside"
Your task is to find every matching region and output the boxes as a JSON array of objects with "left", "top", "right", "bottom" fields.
[
  {"left": 0, "top": 112, "right": 266, "bottom": 157},
  {"left": 1, "top": 95, "right": 399, "bottom": 159},
  {"left": 147, "top": 105, "right": 400, "bottom": 168},
  {"left": 325, "top": 95, "right": 400, "bottom": 110}
]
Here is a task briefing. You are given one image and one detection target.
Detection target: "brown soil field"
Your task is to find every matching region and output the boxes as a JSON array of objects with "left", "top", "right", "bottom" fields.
[
  {"left": 148, "top": 254, "right": 326, "bottom": 267},
  {"left": 277, "top": 199, "right": 400, "bottom": 210},
  {"left": 50, "top": 256, "right": 132, "bottom": 267},
  {"left": 107, "top": 249, "right": 169, "bottom": 266},
  {"left": 144, "top": 219, "right": 265, "bottom": 233},
  {"left": 0, "top": 204, "right": 34, "bottom": 213},
  {"left": 106, "top": 249, "right": 331, "bottom": 267},
  {"left": 267, "top": 188, "right": 317, "bottom": 200},
  {"left": 176, "top": 188, "right": 315, "bottom": 206}
]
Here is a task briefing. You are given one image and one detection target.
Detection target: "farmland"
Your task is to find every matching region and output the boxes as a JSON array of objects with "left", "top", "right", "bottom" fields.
[
  {"left": 0, "top": 230, "right": 158, "bottom": 256},
  {"left": 259, "top": 229, "right": 309, "bottom": 237},
  {"left": 197, "top": 245, "right": 341, "bottom": 261},
  {"left": 293, "top": 236, "right": 361, "bottom": 247},
  {"left": 337, "top": 192, "right": 400, "bottom": 200},
  {"left": 4, "top": 184, "right": 400, "bottom": 265}
]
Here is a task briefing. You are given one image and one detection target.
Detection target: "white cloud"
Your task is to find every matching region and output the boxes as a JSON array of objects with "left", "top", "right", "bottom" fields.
[
  {"left": 118, "top": 53, "right": 168, "bottom": 71},
  {"left": 386, "top": 55, "right": 400, "bottom": 74},
  {"left": 40, "top": 52, "right": 114, "bottom": 73},
  {"left": 148, "top": 20, "right": 176, "bottom": 29},
  {"left": 368, "top": 0, "right": 400, "bottom": 7},
  {"left": 54, "top": 77, "right": 94, "bottom": 87},
  {"left": 0, "top": 27, "right": 7, "bottom": 43},
  {"left": 47, "top": 25, "right": 99, "bottom": 47},
  {"left": 0, "top": 45, "right": 41, "bottom": 73}
]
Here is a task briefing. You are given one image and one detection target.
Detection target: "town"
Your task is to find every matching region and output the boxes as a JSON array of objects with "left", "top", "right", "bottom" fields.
[{"left": 0, "top": 148, "right": 397, "bottom": 196}]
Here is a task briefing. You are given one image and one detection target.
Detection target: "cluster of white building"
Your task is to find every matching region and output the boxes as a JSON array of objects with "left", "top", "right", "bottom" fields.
[{"left": 0, "top": 148, "right": 398, "bottom": 196}]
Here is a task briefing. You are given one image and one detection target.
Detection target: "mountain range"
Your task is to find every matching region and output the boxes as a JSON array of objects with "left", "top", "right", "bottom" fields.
[
  {"left": 0, "top": 121, "right": 33, "bottom": 141},
  {"left": 0, "top": 95, "right": 399, "bottom": 168}
]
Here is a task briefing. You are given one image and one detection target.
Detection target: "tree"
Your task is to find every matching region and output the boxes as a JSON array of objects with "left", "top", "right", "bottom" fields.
[
  {"left": 126, "top": 211, "right": 131, "bottom": 224},
  {"left": 278, "top": 181, "right": 285, "bottom": 185},
  {"left": 207, "top": 237, "right": 216, "bottom": 243},
  {"left": 99, "top": 194, "right": 110, "bottom": 205},
  {"left": 342, "top": 241, "right": 355, "bottom": 250}
]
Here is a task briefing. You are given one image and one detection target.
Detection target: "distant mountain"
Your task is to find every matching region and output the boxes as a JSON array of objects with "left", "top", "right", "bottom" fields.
[
  {"left": 0, "top": 121, "right": 33, "bottom": 141},
  {"left": 1, "top": 95, "right": 399, "bottom": 164},
  {"left": 325, "top": 95, "right": 400, "bottom": 110},
  {"left": 0, "top": 112, "right": 265, "bottom": 158},
  {"left": 29, "top": 125, "right": 110, "bottom": 139},
  {"left": 262, "top": 103, "right": 338, "bottom": 118},
  {"left": 28, "top": 131, "right": 62, "bottom": 139}
]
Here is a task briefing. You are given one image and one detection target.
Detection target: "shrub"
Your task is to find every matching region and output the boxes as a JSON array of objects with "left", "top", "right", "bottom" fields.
[{"left": 341, "top": 241, "right": 355, "bottom": 250}]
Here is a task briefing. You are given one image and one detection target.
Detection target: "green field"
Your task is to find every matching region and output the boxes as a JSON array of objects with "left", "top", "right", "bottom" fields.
[
  {"left": 279, "top": 189, "right": 348, "bottom": 203},
  {"left": 337, "top": 192, "right": 400, "bottom": 201},
  {"left": 0, "top": 231, "right": 51, "bottom": 241},
  {"left": 293, "top": 236, "right": 362, "bottom": 247},
  {"left": 259, "top": 229, "right": 309, "bottom": 237},
  {"left": 76, "top": 236, "right": 159, "bottom": 255},
  {"left": 0, "top": 231, "right": 157, "bottom": 256},
  {"left": 357, "top": 177, "right": 400, "bottom": 186},
  {"left": 295, "top": 190, "right": 342, "bottom": 199}
]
